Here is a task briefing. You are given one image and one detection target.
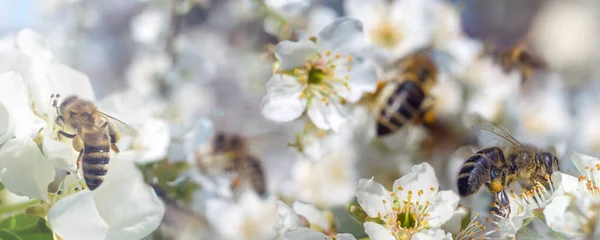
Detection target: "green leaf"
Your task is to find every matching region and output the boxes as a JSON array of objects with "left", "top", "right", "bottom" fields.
[
  {"left": 0, "top": 215, "right": 38, "bottom": 230},
  {"left": 20, "top": 233, "right": 52, "bottom": 240},
  {"left": 0, "top": 229, "right": 23, "bottom": 240}
]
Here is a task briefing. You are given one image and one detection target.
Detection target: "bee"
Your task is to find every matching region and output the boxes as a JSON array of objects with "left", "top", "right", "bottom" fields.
[
  {"left": 375, "top": 52, "right": 438, "bottom": 136},
  {"left": 490, "top": 40, "right": 547, "bottom": 83},
  {"left": 52, "top": 94, "right": 138, "bottom": 190},
  {"left": 195, "top": 132, "right": 267, "bottom": 197},
  {"left": 456, "top": 113, "right": 559, "bottom": 214}
]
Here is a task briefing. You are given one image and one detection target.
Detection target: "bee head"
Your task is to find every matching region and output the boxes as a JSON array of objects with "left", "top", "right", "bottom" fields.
[{"left": 541, "top": 151, "right": 560, "bottom": 174}]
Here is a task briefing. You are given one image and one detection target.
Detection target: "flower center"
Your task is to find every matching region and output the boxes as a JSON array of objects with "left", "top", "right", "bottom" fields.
[
  {"left": 371, "top": 19, "right": 403, "bottom": 49},
  {"left": 292, "top": 51, "right": 354, "bottom": 106},
  {"left": 377, "top": 187, "right": 437, "bottom": 239},
  {"left": 578, "top": 165, "right": 600, "bottom": 196}
]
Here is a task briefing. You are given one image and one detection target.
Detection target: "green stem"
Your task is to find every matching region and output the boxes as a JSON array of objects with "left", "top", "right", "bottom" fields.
[{"left": 0, "top": 199, "right": 41, "bottom": 214}]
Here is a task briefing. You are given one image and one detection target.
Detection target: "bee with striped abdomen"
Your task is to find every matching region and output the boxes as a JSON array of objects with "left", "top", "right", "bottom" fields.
[
  {"left": 375, "top": 52, "right": 438, "bottom": 136},
  {"left": 52, "top": 94, "right": 137, "bottom": 190},
  {"left": 195, "top": 132, "right": 267, "bottom": 197},
  {"left": 456, "top": 113, "right": 559, "bottom": 215}
]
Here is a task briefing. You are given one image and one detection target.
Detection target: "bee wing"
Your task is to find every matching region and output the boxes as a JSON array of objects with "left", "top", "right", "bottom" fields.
[
  {"left": 454, "top": 145, "right": 480, "bottom": 160},
  {"left": 468, "top": 113, "right": 522, "bottom": 148},
  {"left": 98, "top": 111, "right": 138, "bottom": 137}
]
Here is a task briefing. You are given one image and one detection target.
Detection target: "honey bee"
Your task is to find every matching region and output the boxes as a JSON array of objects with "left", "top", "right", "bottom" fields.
[
  {"left": 195, "top": 132, "right": 267, "bottom": 197},
  {"left": 490, "top": 40, "right": 547, "bottom": 83},
  {"left": 52, "top": 94, "right": 138, "bottom": 190},
  {"left": 457, "top": 113, "right": 559, "bottom": 214},
  {"left": 375, "top": 52, "right": 438, "bottom": 136}
]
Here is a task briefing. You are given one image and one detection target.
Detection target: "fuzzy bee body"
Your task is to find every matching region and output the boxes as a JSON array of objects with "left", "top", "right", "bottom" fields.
[
  {"left": 457, "top": 114, "right": 559, "bottom": 214},
  {"left": 81, "top": 130, "right": 111, "bottom": 190},
  {"left": 375, "top": 53, "right": 437, "bottom": 136},
  {"left": 197, "top": 132, "right": 267, "bottom": 196},
  {"left": 54, "top": 95, "right": 137, "bottom": 191}
]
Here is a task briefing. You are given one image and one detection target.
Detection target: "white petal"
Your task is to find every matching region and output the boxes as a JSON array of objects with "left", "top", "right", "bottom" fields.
[
  {"left": 345, "top": 57, "right": 377, "bottom": 102},
  {"left": 276, "top": 201, "right": 305, "bottom": 232},
  {"left": 42, "top": 136, "right": 77, "bottom": 172},
  {"left": 292, "top": 201, "right": 327, "bottom": 229},
  {"left": 280, "top": 228, "right": 328, "bottom": 240},
  {"left": 261, "top": 75, "right": 305, "bottom": 122},
  {"left": 543, "top": 195, "right": 580, "bottom": 237},
  {"left": 570, "top": 151, "right": 600, "bottom": 177},
  {"left": 48, "top": 191, "right": 108, "bottom": 240},
  {"left": 393, "top": 162, "right": 439, "bottom": 201},
  {"left": 34, "top": 62, "right": 96, "bottom": 115},
  {"left": 317, "top": 18, "right": 365, "bottom": 55},
  {"left": 91, "top": 156, "right": 165, "bottom": 239},
  {"left": 0, "top": 48, "right": 31, "bottom": 74},
  {"left": 336, "top": 233, "right": 357, "bottom": 240},
  {"left": 344, "top": 0, "right": 387, "bottom": 30},
  {"left": 426, "top": 190, "right": 459, "bottom": 227},
  {"left": 130, "top": 118, "right": 170, "bottom": 163},
  {"left": 275, "top": 40, "right": 318, "bottom": 70},
  {"left": 16, "top": 29, "right": 54, "bottom": 63},
  {"left": 356, "top": 178, "right": 392, "bottom": 217},
  {"left": 412, "top": 229, "right": 451, "bottom": 240},
  {"left": 363, "top": 222, "right": 395, "bottom": 240},
  {"left": 0, "top": 102, "right": 14, "bottom": 145},
  {"left": 0, "top": 138, "right": 55, "bottom": 201},
  {"left": 307, "top": 99, "right": 347, "bottom": 132},
  {"left": 302, "top": 6, "right": 338, "bottom": 39},
  {"left": 0, "top": 72, "right": 44, "bottom": 139}
]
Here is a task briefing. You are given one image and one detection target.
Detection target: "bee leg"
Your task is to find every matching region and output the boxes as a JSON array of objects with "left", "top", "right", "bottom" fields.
[
  {"left": 57, "top": 130, "right": 76, "bottom": 141},
  {"left": 491, "top": 190, "right": 511, "bottom": 217},
  {"left": 75, "top": 150, "right": 83, "bottom": 178},
  {"left": 108, "top": 126, "right": 120, "bottom": 153},
  {"left": 415, "top": 96, "right": 436, "bottom": 126}
]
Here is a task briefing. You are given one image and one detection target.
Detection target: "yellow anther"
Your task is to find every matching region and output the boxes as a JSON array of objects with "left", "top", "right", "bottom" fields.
[
  {"left": 382, "top": 199, "right": 387, "bottom": 204},
  {"left": 418, "top": 189, "right": 423, "bottom": 196},
  {"left": 344, "top": 75, "right": 350, "bottom": 80},
  {"left": 300, "top": 92, "right": 306, "bottom": 98},
  {"left": 596, "top": 163, "right": 600, "bottom": 171},
  {"left": 347, "top": 55, "right": 353, "bottom": 62},
  {"left": 425, "top": 201, "right": 430, "bottom": 205},
  {"left": 321, "top": 97, "right": 327, "bottom": 102},
  {"left": 408, "top": 190, "right": 413, "bottom": 195},
  {"left": 305, "top": 63, "right": 312, "bottom": 69},
  {"left": 325, "top": 51, "right": 331, "bottom": 56},
  {"left": 579, "top": 175, "right": 587, "bottom": 181},
  {"left": 398, "top": 186, "right": 404, "bottom": 191},
  {"left": 300, "top": 75, "right": 307, "bottom": 82},
  {"left": 335, "top": 54, "right": 341, "bottom": 58},
  {"left": 429, "top": 187, "right": 435, "bottom": 191},
  {"left": 294, "top": 68, "right": 300, "bottom": 74}
]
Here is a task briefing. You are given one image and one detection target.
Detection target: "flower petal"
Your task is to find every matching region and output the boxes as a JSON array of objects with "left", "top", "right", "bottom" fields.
[
  {"left": 48, "top": 191, "right": 108, "bottom": 240},
  {"left": 426, "top": 190, "right": 459, "bottom": 227},
  {"left": 91, "top": 156, "right": 165, "bottom": 239},
  {"left": 261, "top": 75, "right": 305, "bottom": 122},
  {"left": 336, "top": 233, "right": 357, "bottom": 240},
  {"left": 306, "top": 99, "right": 347, "bottom": 131},
  {"left": 0, "top": 72, "right": 44, "bottom": 139},
  {"left": 0, "top": 138, "right": 55, "bottom": 201},
  {"left": 356, "top": 178, "right": 392, "bottom": 217},
  {"left": 570, "top": 151, "right": 600, "bottom": 179},
  {"left": 363, "top": 222, "right": 395, "bottom": 240},
  {"left": 0, "top": 102, "right": 14, "bottom": 145},
  {"left": 280, "top": 228, "right": 328, "bottom": 240},
  {"left": 275, "top": 40, "right": 318, "bottom": 70},
  {"left": 393, "top": 162, "right": 439, "bottom": 201},
  {"left": 317, "top": 18, "right": 365, "bottom": 55},
  {"left": 544, "top": 195, "right": 580, "bottom": 237},
  {"left": 276, "top": 201, "right": 305, "bottom": 233},
  {"left": 16, "top": 29, "right": 54, "bottom": 63},
  {"left": 292, "top": 201, "right": 327, "bottom": 229},
  {"left": 345, "top": 56, "right": 377, "bottom": 102},
  {"left": 127, "top": 118, "right": 170, "bottom": 163}
]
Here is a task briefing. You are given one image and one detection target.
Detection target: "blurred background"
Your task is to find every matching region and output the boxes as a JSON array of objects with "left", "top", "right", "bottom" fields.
[{"left": 2, "top": 0, "right": 600, "bottom": 239}]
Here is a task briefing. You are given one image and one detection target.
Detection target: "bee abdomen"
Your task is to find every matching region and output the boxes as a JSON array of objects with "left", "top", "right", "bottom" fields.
[
  {"left": 82, "top": 141, "right": 110, "bottom": 190},
  {"left": 214, "top": 132, "right": 244, "bottom": 154},
  {"left": 241, "top": 155, "right": 267, "bottom": 197},
  {"left": 376, "top": 81, "right": 425, "bottom": 136},
  {"left": 457, "top": 147, "right": 506, "bottom": 197}
]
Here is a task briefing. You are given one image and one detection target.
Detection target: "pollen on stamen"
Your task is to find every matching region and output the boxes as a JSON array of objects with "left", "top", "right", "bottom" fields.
[
  {"left": 596, "top": 163, "right": 600, "bottom": 171},
  {"left": 429, "top": 187, "right": 435, "bottom": 191},
  {"left": 335, "top": 54, "right": 341, "bottom": 59},
  {"left": 300, "top": 92, "right": 306, "bottom": 98},
  {"left": 344, "top": 75, "right": 350, "bottom": 80},
  {"left": 418, "top": 189, "right": 423, "bottom": 196},
  {"left": 347, "top": 55, "right": 353, "bottom": 62},
  {"left": 398, "top": 186, "right": 404, "bottom": 191},
  {"left": 294, "top": 68, "right": 300, "bottom": 74}
]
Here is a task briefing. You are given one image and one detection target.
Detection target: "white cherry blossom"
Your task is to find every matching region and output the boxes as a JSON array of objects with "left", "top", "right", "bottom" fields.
[
  {"left": 261, "top": 18, "right": 377, "bottom": 131},
  {"left": 356, "top": 162, "right": 459, "bottom": 240},
  {"left": 277, "top": 201, "right": 356, "bottom": 240}
]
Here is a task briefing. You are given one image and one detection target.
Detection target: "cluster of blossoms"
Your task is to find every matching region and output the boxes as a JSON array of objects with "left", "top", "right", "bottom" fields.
[{"left": 1, "top": 0, "right": 600, "bottom": 239}]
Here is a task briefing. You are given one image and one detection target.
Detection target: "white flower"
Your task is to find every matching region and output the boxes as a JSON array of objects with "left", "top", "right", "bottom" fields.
[
  {"left": 261, "top": 18, "right": 377, "bottom": 131},
  {"left": 0, "top": 29, "right": 95, "bottom": 200},
  {"left": 290, "top": 132, "right": 358, "bottom": 208},
  {"left": 464, "top": 57, "right": 521, "bottom": 120},
  {"left": 543, "top": 152, "right": 600, "bottom": 238},
  {"left": 344, "top": 0, "right": 442, "bottom": 66},
  {"left": 130, "top": 6, "right": 168, "bottom": 45},
  {"left": 356, "top": 162, "right": 459, "bottom": 239},
  {"left": 261, "top": 0, "right": 311, "bottom": 37},
  {"left": 48, "top": 156, "right": 165, "bottom": 240},
  {"left": 203, "top": 191, "right": 278, "bottom": 240},
  {"left": 277, "top": 201, "right": 355, "bottom": 240}
]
